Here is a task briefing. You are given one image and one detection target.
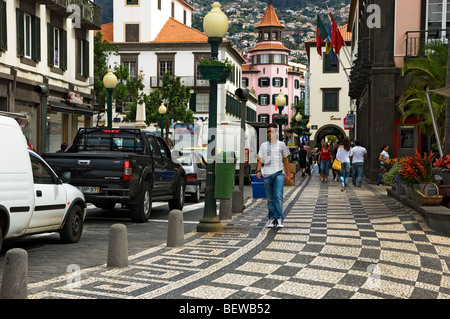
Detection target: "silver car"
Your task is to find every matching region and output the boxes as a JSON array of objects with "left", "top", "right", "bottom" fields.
[{"left": 172, "top": 150, "right": 206, "bottom": 202}]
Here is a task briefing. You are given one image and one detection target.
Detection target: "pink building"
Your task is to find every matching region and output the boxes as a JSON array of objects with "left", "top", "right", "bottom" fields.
[{"left": 242, "top": 1, "right": 304, "bottom": 140}]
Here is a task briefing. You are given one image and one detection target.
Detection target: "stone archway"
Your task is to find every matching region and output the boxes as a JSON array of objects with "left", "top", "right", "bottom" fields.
[{"left": 313, "top": 124, "right": 347, "bottom": 147}]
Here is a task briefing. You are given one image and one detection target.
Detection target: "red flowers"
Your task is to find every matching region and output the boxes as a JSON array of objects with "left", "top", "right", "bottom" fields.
[
  {"left": 433, "top": 154, "right": 450, "bottom": 169},
  {"left": 399, "top": 151, "right": 435, "bottom": 185}
]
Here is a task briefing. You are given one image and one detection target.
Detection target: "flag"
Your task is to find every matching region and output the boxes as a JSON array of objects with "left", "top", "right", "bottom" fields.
[
  {"left": 316, "top": 14, "right": 328, "bottom": 57},
  {"left": 330, "top": 12, "right": 344, "bottom": 55},
  {"left": 325, "top": 24, "right": 332, "bottom": 55}
]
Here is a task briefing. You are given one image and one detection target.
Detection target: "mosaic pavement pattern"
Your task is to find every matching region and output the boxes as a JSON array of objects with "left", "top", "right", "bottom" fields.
[{"left": 27, "top": 176, "right": 450, "bottom": 299}]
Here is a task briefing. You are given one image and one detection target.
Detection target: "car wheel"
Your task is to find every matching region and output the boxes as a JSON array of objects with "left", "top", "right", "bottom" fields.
[
  {"left": 190, "top": 184, "right": 200, "bottom": 203},
  {"left": 169, "top": 178, "right": 185, "bottom": 210},
  {"left": 60, "top": 204, "right": 84, "bottom": 244},
  {"left": 130, "top": 181, "right": 152, "bottom": 223}
]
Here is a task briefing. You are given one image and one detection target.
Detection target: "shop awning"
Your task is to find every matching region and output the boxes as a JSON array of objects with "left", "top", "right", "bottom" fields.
[
  {"left": 430, "top": 85, "right": 450, "bottom": 97},
  {"left": 48, "top": 100, "right": 96, "bottom": 117}
]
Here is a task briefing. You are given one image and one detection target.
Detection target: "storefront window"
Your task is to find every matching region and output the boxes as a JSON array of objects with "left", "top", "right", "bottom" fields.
[
  {"left": 15, "top": 102, "right": 37, "bottom": 150},
  {"left": 48, "top": 112, "right": 63, "bottom": 153}
]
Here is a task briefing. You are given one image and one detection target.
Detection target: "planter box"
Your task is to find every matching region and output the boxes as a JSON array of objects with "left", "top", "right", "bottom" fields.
[{"left": 198, "top": 65, "right": 230, "bottom": 83}]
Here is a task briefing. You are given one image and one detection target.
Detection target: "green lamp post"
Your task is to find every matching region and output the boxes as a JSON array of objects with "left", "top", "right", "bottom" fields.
[
  {"left": 158, "top": 103, "right": 167, "bottom": 138},
  {"left": 197, "top": 1, "right": 229, "bottom": 233},
  {"left": 102, "top": 69, "right": 118, "bottom": 129}
]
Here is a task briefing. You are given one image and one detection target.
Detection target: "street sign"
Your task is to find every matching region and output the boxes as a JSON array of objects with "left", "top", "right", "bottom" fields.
[
  {"left": 344, "top": 114, "right": 355, "bottom": 130},
  {"left": 301, "top": 136, "right": 308, "bottom": 143}
]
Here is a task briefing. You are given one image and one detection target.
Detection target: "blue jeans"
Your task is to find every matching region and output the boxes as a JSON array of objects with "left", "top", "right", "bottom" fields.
[
  {"left": 263, "top": 171, "right": 285, "bottom": 220},
  {"left": 320, "top": 160, "right": 331, "bottom": 177},
  {"left": 339, "top": 162, "right": 351, "bottom": 188},
  {"left": 377, "top": 164, "right": 384, "bottom": 185},
  {"left": 352, "top": 162, "right": 364, "bottom": 186}
]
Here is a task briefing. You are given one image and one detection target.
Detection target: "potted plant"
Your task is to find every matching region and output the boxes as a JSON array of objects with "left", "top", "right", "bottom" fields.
[
  {"left": 383, "top": 161, "right": 404, "bottom": 194},
  {"left": 272, "top": 113, "right": 289, "bottom": 125},
  {"left": 197, "top": 56, "right": 234, "bottom": 83},
  {"left": 433, "top": 154, "right": 450, "bottom": 185}
]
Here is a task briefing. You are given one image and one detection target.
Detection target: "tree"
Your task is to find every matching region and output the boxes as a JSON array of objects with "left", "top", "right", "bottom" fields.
[
  {"left": 287, "top": 99, "right": 311, "bottom": 138},
  {"left": 124, "top": 72, "right": 194, "bottom": 140},
  {"left": 397, "top": 41, "right": 447, "bottom": 147}
]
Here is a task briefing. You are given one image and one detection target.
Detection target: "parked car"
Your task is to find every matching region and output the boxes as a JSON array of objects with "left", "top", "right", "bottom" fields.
[
  {"left": 42, "top": 128, "right": 186, "bottom": 222},
  {"left": 172, "top": 150, "right": 206, "bottom": 202},
  {"left": 0, "top": 115, "right": 86, "bottom": 251}
]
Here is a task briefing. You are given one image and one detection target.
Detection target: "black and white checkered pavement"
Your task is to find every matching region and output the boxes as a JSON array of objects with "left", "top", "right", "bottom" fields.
[{"left": 27, "top": 174, "right": 450, "bottom": 299}]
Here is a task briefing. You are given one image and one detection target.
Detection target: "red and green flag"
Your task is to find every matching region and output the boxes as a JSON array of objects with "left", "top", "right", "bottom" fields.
[{"left": 316, "top": 13, "right": 328, "bottom": 57}]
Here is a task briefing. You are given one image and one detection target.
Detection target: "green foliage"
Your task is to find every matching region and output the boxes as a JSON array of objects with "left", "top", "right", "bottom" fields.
[{"left": 383, "top": 161, "right": 402, "bottom": 186}]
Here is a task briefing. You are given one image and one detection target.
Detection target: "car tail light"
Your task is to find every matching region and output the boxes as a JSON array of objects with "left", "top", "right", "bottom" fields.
[
  {"left": 245, "top": 148, "right": 249, "bottom": 165},
  {"left": 102, "top": 129, "right": 121, "bottom": 134},
  {"left": 186, "top": 173, "right": 197, "bottom": 180},
  {"left": 123, "top": 160, "right": 132, "bottom": 180}
]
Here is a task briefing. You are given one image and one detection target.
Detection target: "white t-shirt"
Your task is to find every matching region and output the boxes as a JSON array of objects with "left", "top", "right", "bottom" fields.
[
  {"left": 380, "top": 150, "right": 389, "bottom": 164},
  {"left": 258, "top": 140, "right": 290, "bottom": 177},
  {"left": 336, "top": 146, "right": 353, "bottom": 163},
  {"left": 352, "top": 146, "right": 367, "bottom": 163}
]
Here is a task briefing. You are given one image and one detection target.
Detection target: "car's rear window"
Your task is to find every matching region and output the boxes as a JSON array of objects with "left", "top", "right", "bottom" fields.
[
  {"left": 176, "top": 155, "right": 192, "bottom": 166},
  {"left": 74, "top": 129, "right": 144, "bottom": 154}
]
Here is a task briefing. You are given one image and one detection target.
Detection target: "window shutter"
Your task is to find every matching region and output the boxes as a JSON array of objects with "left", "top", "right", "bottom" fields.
[
  {"left": 258, "top": 78, "right": 262, "bottom": 87},
  {"left": 280, "top": 78, "right": 284, "bottom": 87},
  {"left": 60, "top": 29, "right": 67, "bottom": 71},
  {"left": 258, "top": 94, "right": 261, "bottom": 105},
  {"left": 189, "top": 93, "right": 196, "bottom": 112},
  {"left": 32, "top": 15, "right": 41, "bottom": 62},
  {"left": 83, "top": 40, "right": 89, "bottom": 77},
  {"left": 16, "top": 8, "right": 24, "bottom": 57},
  {"left": 47, "top": 23, "right": 54, "bottom": 67},
  {"left": 0, "top": 1, "right": 6, "bottom": 51}
]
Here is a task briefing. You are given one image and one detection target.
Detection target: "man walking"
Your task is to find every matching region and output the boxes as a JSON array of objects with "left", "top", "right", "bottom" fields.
[
  {"left": 256, "top": 123, "right": 292, "bottom": 228},
  {"left": 351, "top": 140, "right": 367, "bottom": 187}
]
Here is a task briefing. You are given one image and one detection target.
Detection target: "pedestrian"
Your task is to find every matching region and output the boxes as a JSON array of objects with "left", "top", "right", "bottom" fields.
[
  {"left": 336, "top": 137, "right": 353, "bottom": 192},
  {"left": 319, "top": 142, "right": 332, "bottom": 182},
  {"left": 298, "top": 143, "right": 307, "bottom": 177},
  {"left": 331, "top": 140, "right": 339, "bottom": 181},
  {"left": 377, "top": 144, "right": 390, "bottom": 185},
  {"left": 56, "top": 142, "right": 68, "bottom": 153},
  {"left": 351, "top": 140, "right": 367, "bottom": 187},
  {"left": 256, "top": 123, "right": 292, "bottom": 228},
  {"left": 304, "top": 141, "right": 312, "bottom": 175}
]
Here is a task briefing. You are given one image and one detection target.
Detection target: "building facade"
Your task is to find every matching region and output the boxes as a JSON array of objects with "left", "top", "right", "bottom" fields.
[
  {"left": 305, "top": 24, "right": 353, "bottom": 147},
  {"left": 242, "top": 1, "right": 305, "bottom": 142},
  {"left": 347, "top": 0, "right": 438, "bottom": 182},
  {"left": 0, "top": 0, "right": 100, "bottom": 153},
  {"left": 98, "top": 0, "right": 256, "bottom": 135}
]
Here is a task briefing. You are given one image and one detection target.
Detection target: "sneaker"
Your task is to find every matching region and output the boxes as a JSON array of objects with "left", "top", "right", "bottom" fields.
[
  {"left": 276, "top": 218, "right": 284, "bottom": 228},
  {"left": 267, "top": 218, "right": 275, "bottom": 228},
  {"left": 341, "top": 185, "right": 345, "bottom": 192}
]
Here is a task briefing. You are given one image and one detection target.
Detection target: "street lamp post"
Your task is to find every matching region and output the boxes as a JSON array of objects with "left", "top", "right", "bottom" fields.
[
  {"left": 275, "top": 91, "right": 286, "bottom": 141},
  {"left": 197, "top": 1, "right": 229, "bottom": 233},
  {"left": 102, "top": 69, "right": 118, "bottom": 129},
  {"left": 158, "top": 103, "right": 167, "bottom": 138}
]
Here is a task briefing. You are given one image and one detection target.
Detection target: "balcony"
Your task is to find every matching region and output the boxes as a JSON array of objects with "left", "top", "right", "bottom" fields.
[
  {"left": 349, "top": 37, "right": 373, "bottom": 100},
  {"left": 35, "top": 0, "right": 101, "bottom": 30},
  {"left": 405, "top": 29, "right": 448, "bottom": 57},
  {"left": 149, "top": 76, "right": 210, "bottom": 88}
]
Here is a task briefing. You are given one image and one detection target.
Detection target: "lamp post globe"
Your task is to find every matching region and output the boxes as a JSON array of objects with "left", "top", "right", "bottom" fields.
[
  {"left": 159, "top": 103, "right": 167, "bottom": 138},
  {"left": 306, "top": 122, "right": 311, "bottom": 129},
  {"left": 203, "top": 2, "right": 229, "bottom": 38},
  {"left": 103, "top": 69, "right": 118, "bottom": 129},
  {"left": 296, "top": 113, "right": 302, "bottom": 122},
  {"left": 275, "top": 91, "right": 286, "bottom": 141}
]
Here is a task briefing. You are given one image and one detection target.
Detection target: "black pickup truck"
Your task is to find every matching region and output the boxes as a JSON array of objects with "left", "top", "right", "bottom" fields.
[{"left": 42, "top": 128, "right": 186, "bottom": 223}]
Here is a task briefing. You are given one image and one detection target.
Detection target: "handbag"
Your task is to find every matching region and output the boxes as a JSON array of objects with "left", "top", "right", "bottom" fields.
[{"left": 332, "top": 158, "right": 341, "bottom": 170}]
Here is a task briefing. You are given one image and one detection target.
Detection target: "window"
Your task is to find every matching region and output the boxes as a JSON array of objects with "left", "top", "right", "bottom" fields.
[
  {"left": 146, "top": 135, "right": 162, "bottom": 160},
  {"left": 16, "top": 8, "right": 40, "bottom": 62},
  {"left": 258, "top": 114, "right": 270, "bottom": 123},
  {"left": 260, "top": 54, "right": 269, "bottom": 64},
  {"left": 294, "top": 79, "right": 300, "bottom": 89},
  {"left": 259, "top": 77, "right": 270, "bottom": 87},
  {"left": 77, "top": 38, "right": 89, "bottom": 78},
  {"left": 196, "top": 93, "right": 209, "bottom": 112},
  {"left": 243, "top": 77, "right": 249, "bottom": 87},
  {"left": 48, "top": 24, "right": 67, "bottom": 70},
  {"left": 121, "top": 54, "right": 138, "bottom": 79},
  {"left": 159, "top": 59, "right": 173, "bottom": 77},
  {"left": 322, "top": 89, "right": 340, "bottom": 111},
  {"left": 30, "top": 153, "right": 55, "bottom": 184},
  {"left": 0, "top": 1, "right": 7, "bottom": 51},
  {"left": 324, "top": 53, "right": 338, "bottom": 73},
  {"left": 273, "top": 77, "right": 283, "bottom": 87},
  {"left": 258, "top": 94, "right": 270, "bottom": 106},
  {"left": 158, "top": 0, "right": 161, "bottom": 10},
  {"left": 184, "top": 10, "right": 187, "bottom": 24},
  {"left": 273, "top": 54, "right": 282, "bottom": 63},
  {"left": 125, "top": 23, "right": 139, "bottom": 42},
  {"left": 171, "top": 2, "right": 175, "bottom": 18},
  {"left": 427, "top": 0, "right": 449, "bottom": 40},
  {"left": 126, "top": 0, "right": 139, "bottom": 5}
]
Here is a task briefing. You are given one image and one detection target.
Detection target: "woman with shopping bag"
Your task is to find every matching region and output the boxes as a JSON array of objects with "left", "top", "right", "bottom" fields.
[{"left": 336, "top": 137, "right": 353, "bottom": 192}]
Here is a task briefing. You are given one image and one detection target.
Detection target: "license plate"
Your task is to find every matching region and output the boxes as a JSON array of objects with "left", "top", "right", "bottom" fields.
[{"left": 78, "top": 186, "right": 100, "bottom": 194}]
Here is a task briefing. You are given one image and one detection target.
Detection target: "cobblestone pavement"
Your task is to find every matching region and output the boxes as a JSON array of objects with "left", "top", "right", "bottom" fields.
[{"left": 26, "top": 173, "right": 450, "bottom": 299}]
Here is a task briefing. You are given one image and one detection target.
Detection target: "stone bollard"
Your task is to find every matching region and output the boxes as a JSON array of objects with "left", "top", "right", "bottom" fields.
[
  {"left": 0, "top": 248, "right": 28, "bottom": 299},
  {"left": 167, "top": 209, "right": 184, "bottom": 248},
  {"left": 219, "top": 199, "right": 232, "bottom": 220},
  {"left": 107, "top": 224, "right": 128, "bottom": 268},
  {"left": 232, "top": 189, "right": 243, "bottom": 214}
]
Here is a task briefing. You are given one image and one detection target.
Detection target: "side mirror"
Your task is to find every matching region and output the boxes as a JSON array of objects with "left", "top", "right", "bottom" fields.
[{"left": 61, "top": 172, "right": 71, "bottom": 183}]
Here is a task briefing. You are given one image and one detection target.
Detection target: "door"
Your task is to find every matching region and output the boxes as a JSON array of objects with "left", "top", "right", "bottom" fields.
[
  {"left": 28, "top": 153, "right": 66, "bottom": 229},
  {"left": 145, "top": 134, "right": 164, "bottom": 195}
]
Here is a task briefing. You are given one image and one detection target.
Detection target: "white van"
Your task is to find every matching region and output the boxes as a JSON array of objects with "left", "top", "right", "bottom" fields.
[
  {"left": 0, "top": 115, "right": 86, "bottom": 251},
  {"left": 199, "top": 121, "right": 259, "bottom": 184}
]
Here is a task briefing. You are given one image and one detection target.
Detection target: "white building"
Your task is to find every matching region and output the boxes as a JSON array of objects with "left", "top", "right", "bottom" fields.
[
  {"left": 0, "top": 0, "right": 100, "bottom": 153},
  {"left": 97, "top": 0, "right": 256, "bottom": 134},
  {"left": 305, "top": 24, "right": 353, "bottom": 147}
]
